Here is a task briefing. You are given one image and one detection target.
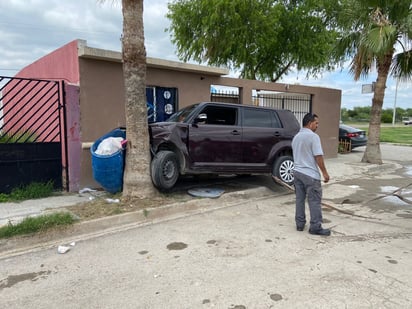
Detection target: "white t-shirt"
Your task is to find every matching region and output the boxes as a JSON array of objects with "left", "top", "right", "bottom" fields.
[{"left": 292, "top": 128, "right": 324, "bottom": 180}]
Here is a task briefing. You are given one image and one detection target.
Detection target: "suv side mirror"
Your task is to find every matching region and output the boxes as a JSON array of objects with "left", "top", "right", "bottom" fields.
[{"left": 194, "top": 113, "right": 207, "bottom": 124}]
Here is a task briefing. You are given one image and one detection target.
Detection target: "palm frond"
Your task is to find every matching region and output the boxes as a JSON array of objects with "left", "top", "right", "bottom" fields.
[
  {"left": 361, "top": 25, "right": 397, "bottom": 54},
  {"left": 350, "top": 46, "right": 374, "bottom": 80},
  {"left": 391, "top": 50, "right": 412, "bottom": 81}
]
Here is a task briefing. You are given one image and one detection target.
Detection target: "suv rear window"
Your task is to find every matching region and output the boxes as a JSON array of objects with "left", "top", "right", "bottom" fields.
[{"left": 243, "top": 108, "right": 281, "bottom": 128}]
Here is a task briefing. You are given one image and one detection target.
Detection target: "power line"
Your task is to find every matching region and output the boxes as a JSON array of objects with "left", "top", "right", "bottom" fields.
[{"left": 0, "top": 21, "right": 121, "bottom": 36}]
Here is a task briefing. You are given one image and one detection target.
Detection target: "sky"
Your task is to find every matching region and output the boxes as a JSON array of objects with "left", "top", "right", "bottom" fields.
[{"left": 0, "top": 0, "right": 410, "bottom": 110}]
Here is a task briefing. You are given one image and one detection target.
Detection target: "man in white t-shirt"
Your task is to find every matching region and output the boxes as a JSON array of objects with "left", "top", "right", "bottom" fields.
[{"left": 292, "top": 113, "right": 331, "bottom": 236}]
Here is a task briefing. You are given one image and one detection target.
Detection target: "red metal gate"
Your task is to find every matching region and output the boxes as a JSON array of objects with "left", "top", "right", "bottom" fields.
[{"left": 0, "top": 76, "right": 67, "bottom": 193}]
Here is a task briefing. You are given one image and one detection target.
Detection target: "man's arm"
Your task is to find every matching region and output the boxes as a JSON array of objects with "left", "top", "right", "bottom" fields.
[{"left": 315, "top": 155, "right": 330, "bottom": 183}]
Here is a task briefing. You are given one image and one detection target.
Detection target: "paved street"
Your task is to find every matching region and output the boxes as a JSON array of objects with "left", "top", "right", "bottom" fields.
[{"left": 0, "top": 144, "right": 411, "bottom": 308}]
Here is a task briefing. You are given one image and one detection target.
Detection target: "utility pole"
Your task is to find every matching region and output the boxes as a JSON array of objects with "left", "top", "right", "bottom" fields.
[{"left": 392, "top": 78, "right": 399, "bottom": 126}]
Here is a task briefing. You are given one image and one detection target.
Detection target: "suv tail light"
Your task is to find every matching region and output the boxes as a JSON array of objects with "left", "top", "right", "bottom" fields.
[{"left": 346, "top": 132, "right": 359, "bottom": 138}]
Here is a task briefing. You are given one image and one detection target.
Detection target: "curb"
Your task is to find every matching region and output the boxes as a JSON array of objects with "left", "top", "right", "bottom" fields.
[{"left": 0, "top": 186, "right": 282, "bottom": 259}]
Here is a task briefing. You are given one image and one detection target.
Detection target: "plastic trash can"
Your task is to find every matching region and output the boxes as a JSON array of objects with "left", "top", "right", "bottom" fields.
[{"left": 90, "top": 127, "right": 126, "bottom": 193}]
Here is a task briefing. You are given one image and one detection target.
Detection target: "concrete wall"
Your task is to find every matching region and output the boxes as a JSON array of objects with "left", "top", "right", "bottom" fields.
[{"left": 13, "top": 40, "right": 82, "bottom": 191}]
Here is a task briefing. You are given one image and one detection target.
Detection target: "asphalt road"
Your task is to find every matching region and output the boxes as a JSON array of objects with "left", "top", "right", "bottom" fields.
[{"left": 0, "top": 144, "right": 411, "bottom": 308}]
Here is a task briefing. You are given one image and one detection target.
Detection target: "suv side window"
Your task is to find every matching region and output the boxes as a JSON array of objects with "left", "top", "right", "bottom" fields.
[
  {"left": 243, "top": 108, "right": 282, "bottom": 128},
  {"left": 200, "top": 105, "right": 238, "bottom": 125}
]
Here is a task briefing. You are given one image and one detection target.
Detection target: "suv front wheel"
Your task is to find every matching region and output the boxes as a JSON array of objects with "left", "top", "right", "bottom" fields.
[
  {"left": 151, "top": 150, "right": 179, "bottom": 191},
  {"left": 272, "top": 156, "right": 294, "bottom": 186}
]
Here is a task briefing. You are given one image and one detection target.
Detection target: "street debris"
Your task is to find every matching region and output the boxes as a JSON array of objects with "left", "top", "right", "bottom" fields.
[
  {"left": 187, "top": 188, "right": 225, "bottom": 198},
  {"left": 57, "top": 242, "right": 76, "bottom": 254},
  {"left": 79, "top": 188, "right": 97, "bottom": 194}
]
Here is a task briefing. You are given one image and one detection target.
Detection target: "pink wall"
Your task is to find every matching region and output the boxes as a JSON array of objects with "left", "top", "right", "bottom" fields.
[
  {"left": 15, "top": 40, "right": 80, "bottom": 83},
  {"left": 65, "top": 83, "right": 82, "bottom": 192},
  {"left": 10, "top": 40, "right": 82, "bottom": 192}
]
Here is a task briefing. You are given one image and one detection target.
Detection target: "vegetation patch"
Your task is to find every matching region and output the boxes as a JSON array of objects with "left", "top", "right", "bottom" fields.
[
  {"left": 0, "top": 212, "right": 75, "bottom": 238},
  {"left": 0, "top": 181, "right": 54, "bottom": 203},
  {"left": 0, "top": 131, "right": 37, "bottom": 143},
  {"left": 379, "top": 127, "right": 412, "bottom": 145},
  {"left": 67, "top": 193, "right": 190, "bottom": 221},
  {"left": 341, "top": 106, "right": 412, "bottom": 124}
]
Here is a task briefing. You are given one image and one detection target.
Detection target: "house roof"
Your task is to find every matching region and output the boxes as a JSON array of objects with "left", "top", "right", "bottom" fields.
[{"left": 77, "top": 40, "right": 229, "bottom": 77}]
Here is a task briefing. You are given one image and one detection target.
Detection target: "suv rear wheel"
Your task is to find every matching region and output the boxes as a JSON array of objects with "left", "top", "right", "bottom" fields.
[
  {"left": 151, "top": 151, "right": 179, "bottom": 191},
  {"left": 272, "top": 156, "right": 294, "bottom": 185}
]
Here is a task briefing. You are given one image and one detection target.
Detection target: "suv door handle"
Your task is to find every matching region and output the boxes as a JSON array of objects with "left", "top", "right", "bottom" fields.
[
  {"left": 231, "top": 130, "right": 241, "bottom": 135},
  {"left": 274, "top": 131, "right": 281, "bottom": 137}
]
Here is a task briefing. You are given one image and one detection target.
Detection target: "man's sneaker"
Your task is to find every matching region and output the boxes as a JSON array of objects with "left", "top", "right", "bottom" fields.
[
  {"left": 309, "top": 228, "right": 331, "bottom": 236},
  {"left": 296, "top": 225, "right": 305, "bottom": 231}
]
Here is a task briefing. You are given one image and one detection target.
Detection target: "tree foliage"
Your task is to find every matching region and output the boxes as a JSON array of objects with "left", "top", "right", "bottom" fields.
[
  {"left": 329, "top": 0, "right": 412, "bottom": 164},
  {"left": 166, "top": 0, "right": 338, "bottom": 81},
  {"left": 341, "top": 106, "right": 412, "bottom": 123}
]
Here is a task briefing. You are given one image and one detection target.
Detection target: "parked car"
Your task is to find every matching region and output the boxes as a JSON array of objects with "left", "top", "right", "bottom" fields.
[
  {"left": 402, "top": 117, "right": 412, "bottom": 125},
  {"left": 339, "top": 124, "right": 367, "bottom": 150},
  {"left": 149, "top": 102, "right": 300, "bottom": 191}
]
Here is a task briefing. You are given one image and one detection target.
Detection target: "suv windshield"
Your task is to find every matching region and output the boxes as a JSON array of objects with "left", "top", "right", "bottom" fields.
[{"left": 166, "top": 104, "right": 199, "bottom": 123}]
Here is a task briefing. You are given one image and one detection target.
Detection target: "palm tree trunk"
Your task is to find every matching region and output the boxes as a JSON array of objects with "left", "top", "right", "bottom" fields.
[
  {"left": 121, "top": 0, "right": 157, "bottom": 197},
  {"left": 361, "top": 52, "right": 393, "bottom": 164}
]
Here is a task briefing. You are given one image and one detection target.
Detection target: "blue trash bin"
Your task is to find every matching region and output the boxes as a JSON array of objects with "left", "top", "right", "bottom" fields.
[{"left": 90, "top": 127, "right": 126, "bottom": 193}]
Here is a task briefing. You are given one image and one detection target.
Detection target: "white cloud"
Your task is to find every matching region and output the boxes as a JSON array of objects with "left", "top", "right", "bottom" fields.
[{"left": 0, "top": 0, "right": 410, "bottom": 110}]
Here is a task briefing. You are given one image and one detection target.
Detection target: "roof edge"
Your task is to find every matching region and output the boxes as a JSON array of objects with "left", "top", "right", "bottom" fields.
[{"left": 77, "top": 40, "right": 229, "bottom": 76}]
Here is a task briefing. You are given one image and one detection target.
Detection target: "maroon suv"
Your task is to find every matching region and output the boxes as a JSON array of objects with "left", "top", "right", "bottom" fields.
[{"left": 149, "top": 102, "right": 300, "bottom": 191}]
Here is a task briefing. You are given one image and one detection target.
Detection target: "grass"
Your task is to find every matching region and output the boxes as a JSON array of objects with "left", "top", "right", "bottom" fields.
[
  {"left": 379, "top": 126, "right": 412, "bottom": 145},
  {"left": 0, "top": 212, "right": 75, "bottom": 238},
  {"left": 343, "top": 122, "right": 412, "bottom": 145},
  {"left": 0, "top": 181, "right": 54, "bottom": 203},
  {"left": 0, "top": 131, "right": 37, "bottom": 143}
]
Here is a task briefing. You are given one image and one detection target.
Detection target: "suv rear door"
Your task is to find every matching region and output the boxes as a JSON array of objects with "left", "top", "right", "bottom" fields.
[
  {"left": 241, "top": 107, "right": 283, "bottom": 170},
  {"left": 188, "top": 104, "right": 242, "bottom": 169}
]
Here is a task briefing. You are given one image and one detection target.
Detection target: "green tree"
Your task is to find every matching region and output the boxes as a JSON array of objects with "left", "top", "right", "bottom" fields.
[
  {"left": 166, "top": 0, "right": 337, "bottom": 81},
  {"left": 381, "top": 111, "right": 392, "bottom": 123},
  {"left": 332, "top": 0, "right": 412, "bottom": 164}
]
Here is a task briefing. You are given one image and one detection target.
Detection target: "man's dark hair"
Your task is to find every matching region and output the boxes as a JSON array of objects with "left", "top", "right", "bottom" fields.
[{"left": 302, "top": 113, "right": 318, "bottom": 127}]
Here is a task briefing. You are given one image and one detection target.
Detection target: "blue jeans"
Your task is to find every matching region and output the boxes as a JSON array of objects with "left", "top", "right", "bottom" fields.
[{"left": 294, "top": 171, "right": 323, "bottom": 231}]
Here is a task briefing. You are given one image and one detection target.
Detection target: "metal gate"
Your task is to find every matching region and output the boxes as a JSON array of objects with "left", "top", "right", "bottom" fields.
[
  {"left": 211, "top": 90, "right": 312, "bottom": 124},
  {"left": 253, "top": 93, "right": 312, "bottom": 125},
  {"left": 0, "top": 76, "right": 67, "bottom": 194}
]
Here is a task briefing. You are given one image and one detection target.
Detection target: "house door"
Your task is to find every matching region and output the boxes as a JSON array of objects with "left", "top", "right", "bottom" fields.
[{"left": 146, "top": 87, "right": 177, "bottom": 123}]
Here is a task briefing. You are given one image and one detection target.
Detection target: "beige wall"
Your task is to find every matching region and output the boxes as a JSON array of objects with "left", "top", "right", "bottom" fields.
[{"left": 78, "top": 57, "right": 341, "bottom": 188}]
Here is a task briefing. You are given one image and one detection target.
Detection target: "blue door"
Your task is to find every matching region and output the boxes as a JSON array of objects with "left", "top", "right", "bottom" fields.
[
  {"left": 146, "top": 87, "right": 177, "bottom": 123},
  {"left": 155, "top": 87, "right": 177, "bottom": 122}
]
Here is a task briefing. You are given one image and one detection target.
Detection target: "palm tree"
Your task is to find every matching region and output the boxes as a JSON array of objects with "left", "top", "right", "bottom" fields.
[
  {"left": 334, "top": 0, "right": 412, "bottom": 164},
  {"left": 120, "top": 0, "right": 157, "bottom": 197}
]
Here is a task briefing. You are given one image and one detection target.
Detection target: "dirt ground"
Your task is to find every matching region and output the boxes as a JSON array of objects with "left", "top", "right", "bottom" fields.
[
  {"left": 66, "top": 191, "right": 194, "bottom": 221},
  {"left": 67, "top": 175, "right": 268, "bottom": 222}
]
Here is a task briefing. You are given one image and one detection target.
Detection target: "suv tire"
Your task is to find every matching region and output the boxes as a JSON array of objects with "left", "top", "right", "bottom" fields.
[
  {"left": 272, "top": 155, "right": 294, "bottom": 186},
  {"left": 151, "top": 150, "right": 179, "bottom": 191}
]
